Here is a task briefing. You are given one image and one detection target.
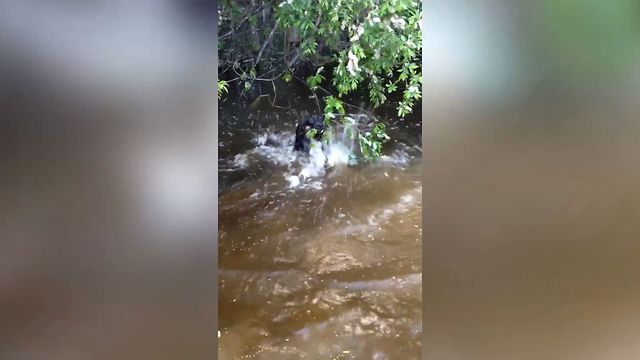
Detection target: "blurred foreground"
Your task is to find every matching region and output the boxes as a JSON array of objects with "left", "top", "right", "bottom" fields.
[
  {"left": 1, "top": 1, "right": 217, "bottom": 359},
  {"left": 424, "top": 1, "right": 640, "bottom": 359}
]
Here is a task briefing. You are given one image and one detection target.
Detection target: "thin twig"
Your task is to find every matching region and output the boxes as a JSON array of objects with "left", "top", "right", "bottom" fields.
[
  {"left": 268, "top": 80, "right": 291, "bottom": 109},
  {"left": 253, "top": 73, "right": 285, "bottom": 82},
  {"left": 255, "top": 19, "right": 279, "bottom": 67},
  {"left": 286, "top": 48, "right": 301, "bottom": 69},
  {"left": 218, "top": 6, "right": 264, "bottom": 41}
]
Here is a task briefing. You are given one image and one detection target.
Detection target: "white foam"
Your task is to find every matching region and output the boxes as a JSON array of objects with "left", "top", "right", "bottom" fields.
[
  {"left": 287, "top": 175, "right": 300, "bottom": 188},
  {"left": 230, "top": 153, "right": 249, "bottom": 168},
  {"left": 326, "top": 141, "right": 351, "bottom": 167},
  {"left": 226, "top": 115, "right": 383, "bottom": 188}
]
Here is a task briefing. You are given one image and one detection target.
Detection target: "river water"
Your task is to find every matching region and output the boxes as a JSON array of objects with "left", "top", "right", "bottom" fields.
[{"left": 218, "top": 86, "right": 422, "bottom": 359}]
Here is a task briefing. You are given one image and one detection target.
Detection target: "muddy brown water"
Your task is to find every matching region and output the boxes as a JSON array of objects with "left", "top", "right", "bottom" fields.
[{"left": 218, "top": 87, "right": 422, "bottom": 359}]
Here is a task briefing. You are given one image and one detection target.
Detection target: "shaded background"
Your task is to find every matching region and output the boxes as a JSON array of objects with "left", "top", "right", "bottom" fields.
[
  {"left": 0, "top": 1, "right": 218, "bottom": 359},
  {"left": 423, "top": 0, "right": 640, "bottom": 359},
  {"left": 2, "top": 0, "right": 640, "bottom": 359}
]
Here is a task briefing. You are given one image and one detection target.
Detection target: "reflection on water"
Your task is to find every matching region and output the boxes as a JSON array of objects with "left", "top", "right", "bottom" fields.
[{"left": 218, "top": 90, "right": 422, "bottom": 359}]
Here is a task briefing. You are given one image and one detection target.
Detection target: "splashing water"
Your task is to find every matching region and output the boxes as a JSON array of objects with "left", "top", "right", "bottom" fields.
[
  {"left": 219, "top": 103, "right": 422, "bottom": 359},
  {"left": 219, "top": 113, "right": 418, "bottom": 191},
  {"left": 248, "top": 114, "right": 367, "bottom": 188},
  {"left": 293, "top": 114, "right": 368, "bottom": 181}
]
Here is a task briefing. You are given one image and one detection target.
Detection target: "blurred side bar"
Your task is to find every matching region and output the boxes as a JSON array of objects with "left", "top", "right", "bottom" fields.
[
  {"left": 0, "top": 1, "right": 219, "bottom": 359},
  {"left": 423, "top": 0, "right": 640, "bottom": 359}
]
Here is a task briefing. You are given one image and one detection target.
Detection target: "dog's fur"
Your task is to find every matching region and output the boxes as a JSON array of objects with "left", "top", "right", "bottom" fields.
[{"left": 293, "top": 114, "right": 325, "bottom": 152}]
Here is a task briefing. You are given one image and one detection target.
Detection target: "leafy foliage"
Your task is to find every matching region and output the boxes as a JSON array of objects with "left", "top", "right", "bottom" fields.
[
  {"left": 323, "top": 95, "right": 346, "bottom": 122},
  {"left": 358, "top": 123, "right": 390, "bottom": 159},
  {"left": 218, "top": 80, "right": 229, "bottom": 99},
  {"left": 306, "top": 66, "right": 325, "bottom": 91},
  {"left": 277, "top": 0, "right": 422, "bottom": 118},
  {"left": 218, "top": 0, "right": 422, "bottom": 159},
  {"left": 305, "top": 127, "right": 318, "bottom": 140}
]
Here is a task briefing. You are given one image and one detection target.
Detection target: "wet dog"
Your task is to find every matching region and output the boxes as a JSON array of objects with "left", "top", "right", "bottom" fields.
[{"left": 293, "top": 114, "right": 325, "bottom": 152}]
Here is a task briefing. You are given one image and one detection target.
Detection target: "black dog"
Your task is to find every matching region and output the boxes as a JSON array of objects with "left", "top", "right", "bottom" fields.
[{"left": 294, "top": 115, "right": 325, "bottom": 152}]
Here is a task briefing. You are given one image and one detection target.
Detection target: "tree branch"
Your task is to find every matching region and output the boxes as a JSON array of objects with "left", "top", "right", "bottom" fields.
[
  {"left": 218, "top": 5, "right": 264, "bottom": 41},
  {"left": 287, "top": 49, "right": 302, "bottom": 68},
  {"left": 255, "top": 19, "right": 279, "bottom": 67},
  {"left": 286, "top": 12, "right": 323, "bottom": 69}
]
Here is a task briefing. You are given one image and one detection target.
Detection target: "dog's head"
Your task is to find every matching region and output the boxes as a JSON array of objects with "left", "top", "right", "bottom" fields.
[
  {"left": 302, "top": 115, "right": 325, "bottom": 140},
  {"left": 294, "top": 115, "right": 326, "bottom": 152}
]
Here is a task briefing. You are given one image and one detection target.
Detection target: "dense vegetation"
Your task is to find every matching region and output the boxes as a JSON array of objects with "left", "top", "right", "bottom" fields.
[{"left": 218, "top": 0, "right": 422, "bottom": 159}]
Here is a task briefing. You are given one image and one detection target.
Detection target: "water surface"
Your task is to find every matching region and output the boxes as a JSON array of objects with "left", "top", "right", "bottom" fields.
[{"left": 218, "top": 87, "right": 422, "bottom": 359}]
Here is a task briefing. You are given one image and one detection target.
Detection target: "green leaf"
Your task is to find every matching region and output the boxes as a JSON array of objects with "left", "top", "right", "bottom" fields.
[
  {"left": 221, "top": 0, "right": 422, "bottom": 156},
  {"left": 217, "top": 80, "right": 228, "bottom": 99},
  {"left": 306, "top": 128, "right": 318, "bottom": 140}
]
